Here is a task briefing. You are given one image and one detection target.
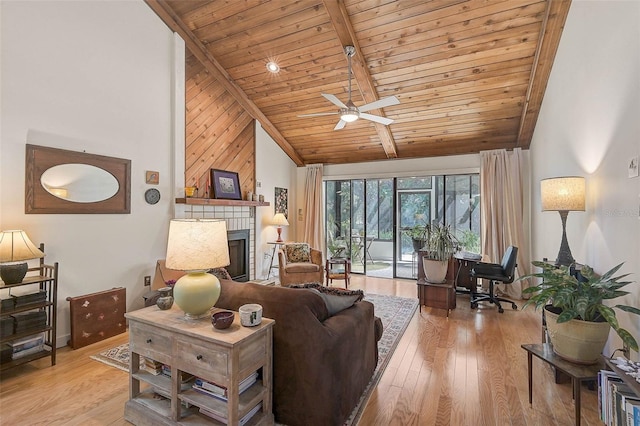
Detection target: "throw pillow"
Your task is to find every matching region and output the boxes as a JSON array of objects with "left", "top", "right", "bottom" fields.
[
  {"left": 208, "top": 267, "right": 232, "bottom": 281},
  {"left": 285, "top": 243, "right": 311, "bottom": 263},
  {"left": 290, "top": 283, "right": 364, "bottom": 316}
]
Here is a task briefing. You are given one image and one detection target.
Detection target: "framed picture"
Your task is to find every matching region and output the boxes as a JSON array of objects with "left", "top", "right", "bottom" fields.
[
  {"left": 210, "top": 169, "right": 242, "bottom": 200},
  {"left": 275, "top": 187, "right": 288, "bottom": 217},
  {"left": 628, "top": 156, "right": 639, "bottom": 178},
  {"left": 145, "top": 170, "right": 159, "bottom": 185}
]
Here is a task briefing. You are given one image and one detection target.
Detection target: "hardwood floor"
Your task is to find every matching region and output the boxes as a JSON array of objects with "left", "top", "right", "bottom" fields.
[{"left": 0, "top": 275, "right": 603, "bottom": 425}]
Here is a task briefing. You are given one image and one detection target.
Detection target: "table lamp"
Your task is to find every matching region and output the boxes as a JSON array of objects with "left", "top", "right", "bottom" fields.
[
  {"left": 0, "top": 230, "right": 45, "bottom": 284},
  {"left": 272, "top": 213, "right": 289, "bottom": 243},
  {"left": 540, "top": 176, "right": 586, "bottom": 266},
  {"left": 165, "top": 219, "right": 230, "bottom": 319}
]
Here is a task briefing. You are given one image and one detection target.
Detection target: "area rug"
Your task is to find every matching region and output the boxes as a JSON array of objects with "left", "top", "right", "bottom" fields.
[
  {"left": 90, "top": 342, "right": 142, "bottom": 372},
  {"left": 90, "top": 293, "right": 418, "bottom": 425}
]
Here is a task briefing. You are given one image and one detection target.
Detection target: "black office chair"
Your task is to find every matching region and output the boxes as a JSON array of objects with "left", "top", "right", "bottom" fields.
[{"left": 470, "top": 246, "right": 519, "bottom": 313}]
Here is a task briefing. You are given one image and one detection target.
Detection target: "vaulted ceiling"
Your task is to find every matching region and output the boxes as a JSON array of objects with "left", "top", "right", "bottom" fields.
[{"left": 145, "top": 0, "right": 572, "bottom": 166}]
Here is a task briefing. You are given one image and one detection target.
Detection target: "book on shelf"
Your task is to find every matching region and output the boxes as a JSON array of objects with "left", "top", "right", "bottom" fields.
[
  {"left": 12, "top": 344, "right": 44, "bottom": 359},
  {"left": 199, "top": 401, "right": 262, "bottom": 426},
  {"left": 8, "top": 333, "right": 44, "bottom": 352},
  {"left": 192, "top": 372, "right": 258, "bottom": 401},
  {"left": 159, "top": 364, "right": 194, "bottom": 382},
  {"left": 599, "top": 367, "right": 640, "bottom": 426},
  {"left": 143, "top": 357, "right": 163, "bottom": 375}
]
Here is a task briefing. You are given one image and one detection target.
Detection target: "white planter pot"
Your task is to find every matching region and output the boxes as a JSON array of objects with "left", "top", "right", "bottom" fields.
[
  {"left": 422, "top": 258, "right": 448, "bottom": 283},
  {"left": 544, "top": 306, "right": 610, "bottom": 364}
]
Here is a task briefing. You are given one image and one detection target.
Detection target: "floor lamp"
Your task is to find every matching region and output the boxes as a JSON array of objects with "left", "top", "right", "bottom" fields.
[{"left": 540, "top": 176, "right": 586, "bottom": 266}]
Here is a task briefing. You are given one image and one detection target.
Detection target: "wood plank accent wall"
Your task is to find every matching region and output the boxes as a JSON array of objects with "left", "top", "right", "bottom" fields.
[{"left": 185, "top": 50, "right": 255, "bottom": 200}]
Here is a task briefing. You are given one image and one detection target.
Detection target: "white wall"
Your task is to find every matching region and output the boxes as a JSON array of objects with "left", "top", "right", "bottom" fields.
[
  {"left": 530, "top": 0, "right": 640, "bottom": 357},
  {"left": 0, "top": 0, "right": 177, "bottom": 346},
  {"left": 255, "top": 122, "right": 298, "bottom": 278}
]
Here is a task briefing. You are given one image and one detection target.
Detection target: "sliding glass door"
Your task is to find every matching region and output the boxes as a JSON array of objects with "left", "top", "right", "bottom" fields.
[{"left": 325, "top": 173, "right": 480, "bottom": 280}]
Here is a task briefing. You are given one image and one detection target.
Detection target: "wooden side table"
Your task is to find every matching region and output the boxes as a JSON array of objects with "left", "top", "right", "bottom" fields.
[
  {"left": 125, "top": 305, "right": 275, "bottom": 425},
  {"left": 325, "top": 258, "right": 351, "bottom": 288},
  {"left": 521, "top": 343, "right": 604, "bottom": 426}
]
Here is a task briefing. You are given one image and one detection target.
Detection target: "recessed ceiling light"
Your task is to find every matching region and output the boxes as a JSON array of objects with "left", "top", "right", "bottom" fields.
[{"left": 266, "top": 61, "right": 280, "bottom": 73}]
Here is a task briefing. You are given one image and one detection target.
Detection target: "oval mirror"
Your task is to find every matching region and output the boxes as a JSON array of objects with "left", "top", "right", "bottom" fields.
[{"left": 41, "top": 163, "right": 119, "bottom": 203}]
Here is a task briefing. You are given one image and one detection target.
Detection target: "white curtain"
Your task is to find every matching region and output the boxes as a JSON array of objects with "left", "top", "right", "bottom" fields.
[
  {"left": 480, "top": 148, "right": 531, "bottom": 298},
  {"left": 303, "top": 164, "right": 324, "bottom": 254}
]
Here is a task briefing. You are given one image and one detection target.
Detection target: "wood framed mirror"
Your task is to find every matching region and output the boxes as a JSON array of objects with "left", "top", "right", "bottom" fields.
[{"left": 25, "top": 144, "right": 131, "bottom": 214}]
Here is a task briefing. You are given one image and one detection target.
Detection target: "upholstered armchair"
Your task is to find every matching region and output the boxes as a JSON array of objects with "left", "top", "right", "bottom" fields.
[{"left": 277, "top": 243, "right": 324, "bottom": 286}]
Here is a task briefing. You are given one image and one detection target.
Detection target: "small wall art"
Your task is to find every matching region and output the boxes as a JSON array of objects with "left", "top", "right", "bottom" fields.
[
  {"left": 275, "top": 187, "right": 288, "bottom": 217},
  {"left": 145, "top": 170, "right": 159, "bottom": 184},
  {"left": 628, "top": 156, "right": 639, "bottom": 178},
  {"left": 211, "top": 169, "right": 242, "bottom": 200}
]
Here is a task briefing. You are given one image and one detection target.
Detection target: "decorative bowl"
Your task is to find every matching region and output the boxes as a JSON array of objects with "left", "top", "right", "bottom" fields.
[{"left": 211, "top": 311, "right": 234, "bottom": 330}]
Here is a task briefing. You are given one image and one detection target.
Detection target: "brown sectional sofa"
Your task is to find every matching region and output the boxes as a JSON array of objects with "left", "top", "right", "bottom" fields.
[{"left": 215, "top": 279, "right": 379, "bottom": 426}]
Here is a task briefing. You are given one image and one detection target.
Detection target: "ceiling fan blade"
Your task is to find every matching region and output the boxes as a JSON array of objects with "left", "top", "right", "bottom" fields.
[
  {"left": 322, "top": 93, "right": 347, "bottom": 109},
  {"left": 334, "top": 120, "right": 347, "bottom": 130},
  {"left": 360, "top": 113, "right": 394, "bottom": 126},
  {"left": 358, "top": 95, "right": 400, "bottom": 113},
  {"left": 298, "top": 112, "right": 339, "bottom": 117}
]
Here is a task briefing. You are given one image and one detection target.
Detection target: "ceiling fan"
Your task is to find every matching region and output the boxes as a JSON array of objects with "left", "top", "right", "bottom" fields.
[{"left": 298, "top": 45, "right": 400, "bottom": 130}]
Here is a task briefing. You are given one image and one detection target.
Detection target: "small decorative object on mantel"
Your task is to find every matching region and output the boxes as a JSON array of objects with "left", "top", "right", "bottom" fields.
[
  {"left": 246, "top": 191, "right": 253, "bottom": 201},
  {"left": 210, "top": 169, "right": 242, "bottom": 200},
  {"left": 184, "top": 186, "right": 197, "bottom": 197}
]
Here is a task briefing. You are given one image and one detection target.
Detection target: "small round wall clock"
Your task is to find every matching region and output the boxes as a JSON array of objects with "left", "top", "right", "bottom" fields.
[{"left": 144, "top": 188, "right": 161, "bottom": 205}]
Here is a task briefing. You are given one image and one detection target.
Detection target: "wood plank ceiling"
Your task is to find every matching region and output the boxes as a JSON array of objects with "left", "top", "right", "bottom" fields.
[{"left": 146, "top": 0, "right": 572, "bottom": 166}]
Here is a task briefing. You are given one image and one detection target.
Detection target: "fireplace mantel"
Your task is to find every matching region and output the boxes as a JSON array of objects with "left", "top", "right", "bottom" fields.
[{"left": 175, "top": 197, "right": 269, "bottom": 207}]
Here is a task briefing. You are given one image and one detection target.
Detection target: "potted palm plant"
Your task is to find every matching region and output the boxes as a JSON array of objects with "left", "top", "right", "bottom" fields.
[
  {"left": 421, "top": 223, "right": 458, "bottom": 283},
  {"left": 521, "top": 261, "right": 640, "bottom": 364}
]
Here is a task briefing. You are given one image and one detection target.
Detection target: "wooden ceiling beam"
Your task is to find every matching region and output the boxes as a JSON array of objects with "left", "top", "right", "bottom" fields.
[
  {"left": 322, "top": 0, "right": 398, "bottom": 159},
  {"left": 144, "top": 0, "right": 305, "bottom": 166}
]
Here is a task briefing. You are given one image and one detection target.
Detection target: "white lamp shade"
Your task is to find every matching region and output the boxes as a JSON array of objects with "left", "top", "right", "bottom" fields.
[
  {"left": 0, "top": 230, "right": 44, "bottom": 263},
  {"left": 165, "top": 219, "right": 230, "bottom": 271},
  {"left": 272, "top": 213, "right": 289, "bottom": 227},
  {"left": 541, "top": 177, "right": 586, "bottom": 212}
]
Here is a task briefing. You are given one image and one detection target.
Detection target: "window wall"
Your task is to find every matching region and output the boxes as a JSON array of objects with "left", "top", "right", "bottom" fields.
[{"left": 325, "top": 174, "right": 480, "bottom": 279}]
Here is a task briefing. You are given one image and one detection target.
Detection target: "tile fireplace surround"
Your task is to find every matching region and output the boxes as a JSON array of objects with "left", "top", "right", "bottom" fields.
[{"left": 181, "top": 205, "right": 255, "bottom": 280}]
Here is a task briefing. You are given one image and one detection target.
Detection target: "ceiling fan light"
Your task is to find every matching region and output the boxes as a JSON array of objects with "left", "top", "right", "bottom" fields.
[{"left": 341, "top": 112, "right": 359, "bottom": 122}]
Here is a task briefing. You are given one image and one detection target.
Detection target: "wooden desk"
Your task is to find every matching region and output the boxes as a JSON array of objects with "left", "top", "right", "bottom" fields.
[{"left": 521, "top": 343, "right": 604, "bottom": 426}]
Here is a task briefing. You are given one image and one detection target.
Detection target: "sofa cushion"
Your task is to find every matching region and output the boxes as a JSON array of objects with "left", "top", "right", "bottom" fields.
[
  {"left": 290, "top": 283, "right": 364, "bottom": 316},
  {"left": 284, "top": 262, "right": 320, "bottom": 273},
  {"left": 285, "top": 243, "right": 311, "bottom": 263}
]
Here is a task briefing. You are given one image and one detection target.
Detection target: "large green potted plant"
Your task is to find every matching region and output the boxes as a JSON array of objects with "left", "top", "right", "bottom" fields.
[
  {"left": 421, "top": 223, "right": 458, "bottom": 283},
  {"left": 521, "top": 261, "right": 640, "bottom": 364}
]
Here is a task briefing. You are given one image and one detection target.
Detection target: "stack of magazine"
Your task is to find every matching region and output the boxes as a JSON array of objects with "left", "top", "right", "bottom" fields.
[
  {"left": 199, "top": 402, "right": 262, "bottom": 425},
  {"left": 192, "top": 371, "right": 258, "bottom": 401}
]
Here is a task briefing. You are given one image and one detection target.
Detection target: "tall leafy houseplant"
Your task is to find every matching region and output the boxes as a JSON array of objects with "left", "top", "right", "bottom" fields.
[
  {"left": 522, "top": 261, "right": 640, "bottom": 363},
  {"left": 421, "top": 223, "right": 458, "bottom": 283}
]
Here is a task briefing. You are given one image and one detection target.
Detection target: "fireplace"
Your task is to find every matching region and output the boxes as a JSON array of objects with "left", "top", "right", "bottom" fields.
[{"left": 227, "top": 229, "right": 250, "bottom": 282}]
